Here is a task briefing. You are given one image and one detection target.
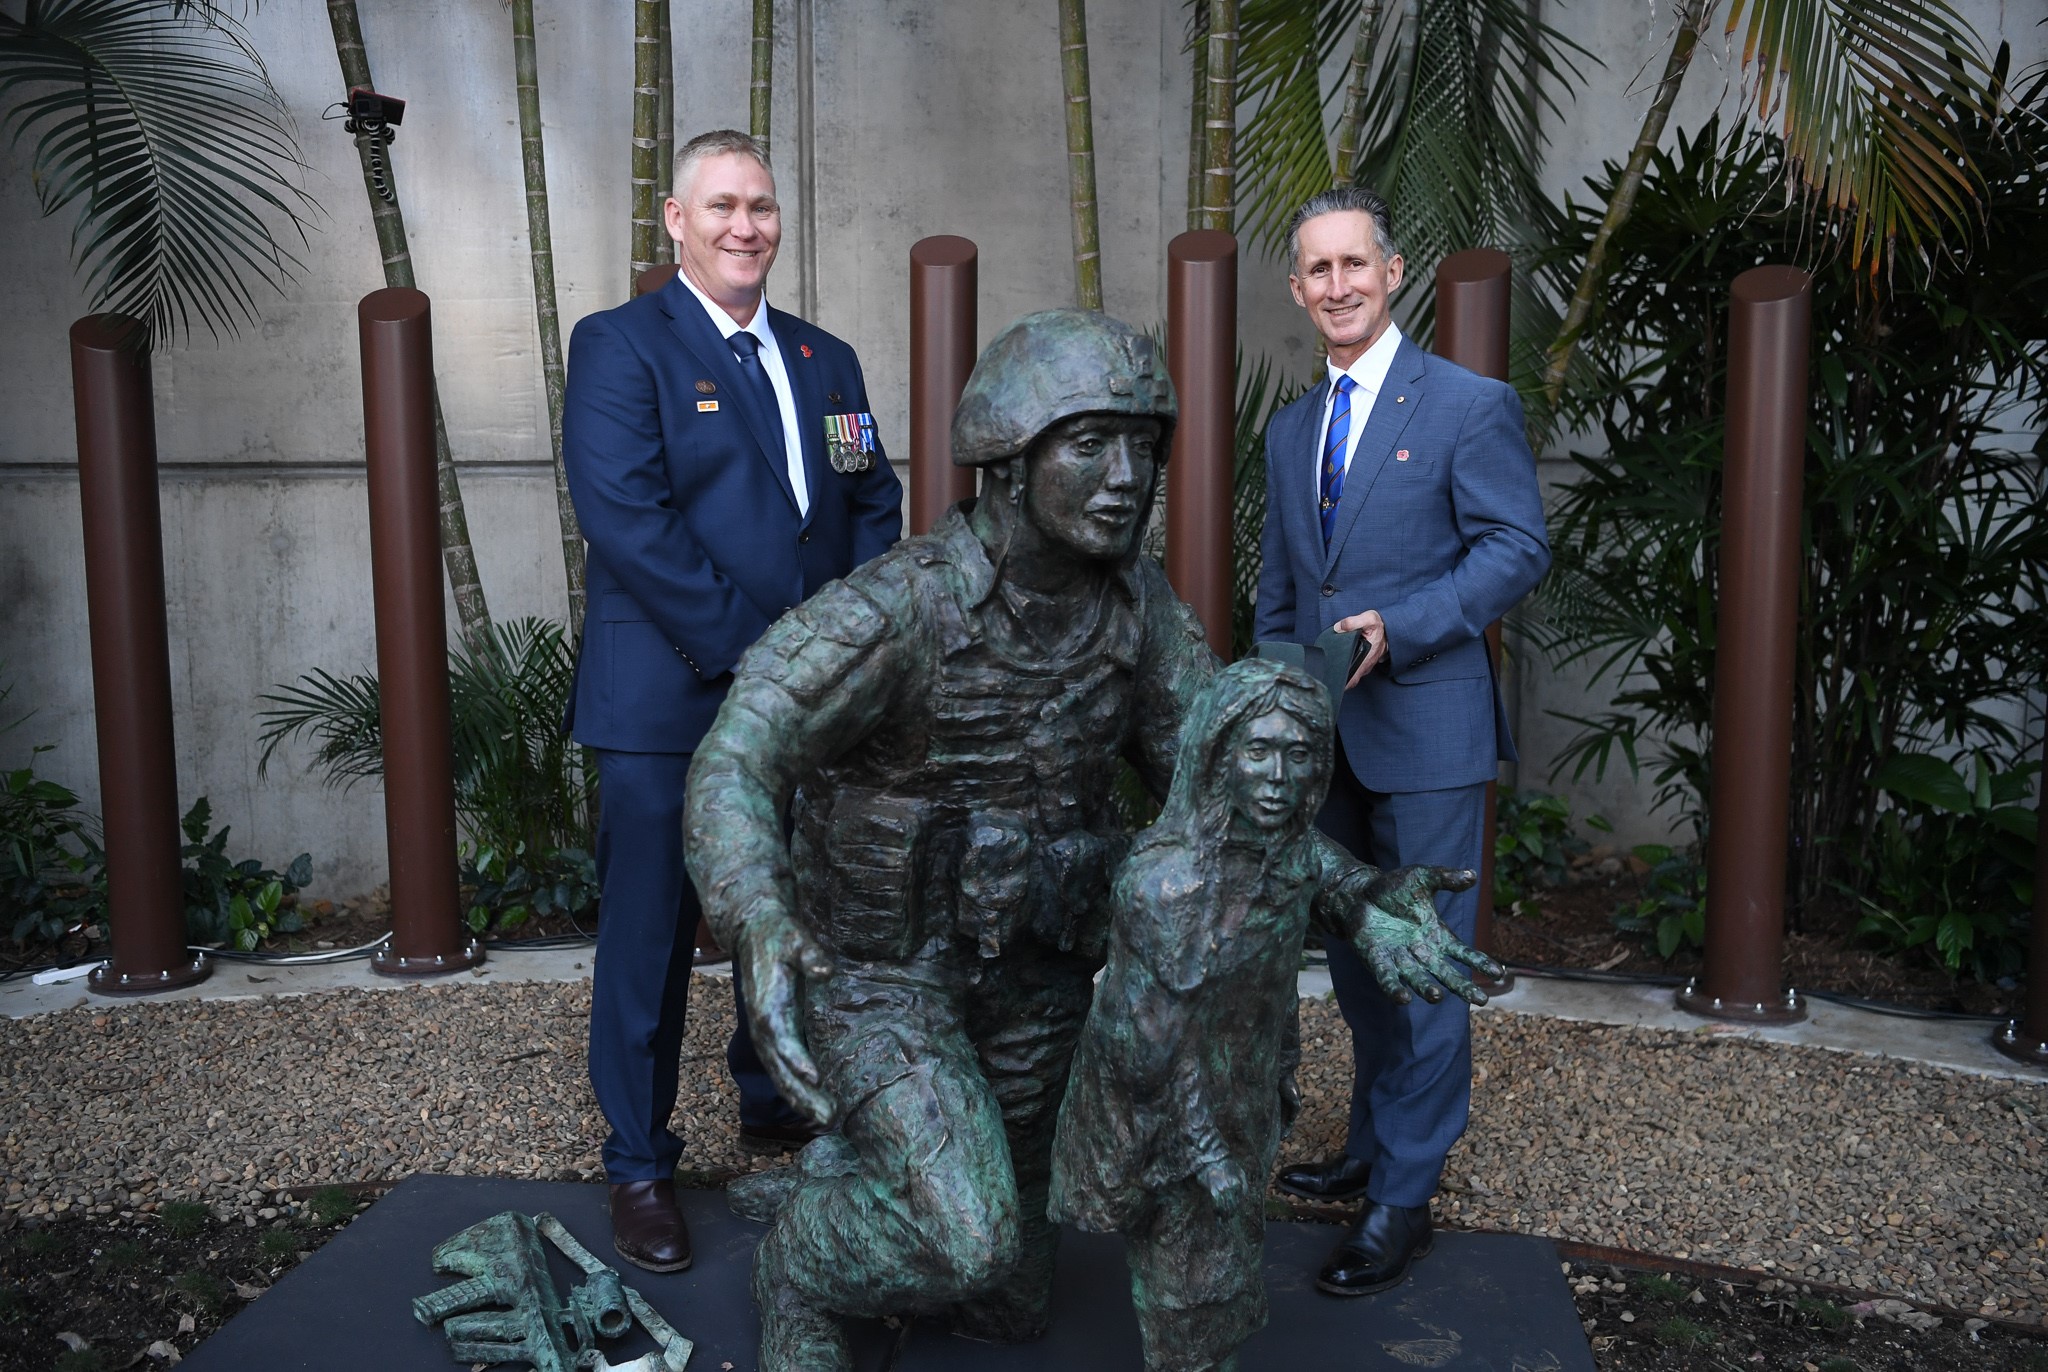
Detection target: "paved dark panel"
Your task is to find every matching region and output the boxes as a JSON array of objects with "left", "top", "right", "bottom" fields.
[{"left": 182, "top": 1174, "right": 1591, "bottom": 1371}]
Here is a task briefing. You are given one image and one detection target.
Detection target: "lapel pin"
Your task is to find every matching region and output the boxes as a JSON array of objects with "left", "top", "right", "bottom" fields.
[
  {"left": 697, "top": 400, "right": 719, "bottom": 413},
  {"left": 1395, "top": 395, "right": 1406, "bottom": 404},
  {"left": 694, "top": 379, "right": 716, "bottom": 395},
  {"left": 800, "top": 344, "right": 814, "bottom": 358},
  {"left": 828, "top": 392, "right": 843, "bottom": 405},
  {"left": 1397, "top": 449, "right": 1410, "bottom": 461}
]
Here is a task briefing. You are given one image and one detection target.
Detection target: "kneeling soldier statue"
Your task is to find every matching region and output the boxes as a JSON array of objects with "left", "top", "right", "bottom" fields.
[{"left": 684, "top": 309, "right": 1498, "bottom": 1371}]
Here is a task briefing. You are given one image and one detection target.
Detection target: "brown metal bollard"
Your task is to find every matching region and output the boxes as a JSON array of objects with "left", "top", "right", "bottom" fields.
[
  {"left": 1677, "top": 265, "right": 1812, "bottom": 1024},
  {"left": 358, "top": 289, "right": 482, "bottom": 977},
  {"left": 1434, "top": 250, "right": 1516, "bottom": 988},
  {"left": 71, "top": 316, "right": 210, "bottom": 996},
  {"left": 909, "top": 236, "right": 980, "bottom": 534},
  {"left": 1992, "top": 729, "right": 2048, "bottom": 1066},
  {"left": 1165, "top": 230, "right": 1238, "bottom": 658},
  {"left": 635, "top": 263, "right": 680, "bottom": 299}
]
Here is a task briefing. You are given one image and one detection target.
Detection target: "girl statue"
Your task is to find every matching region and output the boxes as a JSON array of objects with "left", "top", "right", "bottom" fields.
[{"left": 1049, "top": 657, "right": 1383, "bottom": 1372}]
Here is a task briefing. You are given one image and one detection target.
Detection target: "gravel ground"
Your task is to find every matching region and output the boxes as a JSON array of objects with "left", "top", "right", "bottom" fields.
[{"left": 4, "top": 976, "right": 2043, "bottom": 1326}]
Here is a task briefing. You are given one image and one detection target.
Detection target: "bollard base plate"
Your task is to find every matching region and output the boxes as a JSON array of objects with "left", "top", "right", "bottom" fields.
[
  {"left": 1991, "top": 1020, "right": 2048, "bottom": 1069},
  {"left": 88, "top": 952, "right": 212, "bottom": 997},
  {"left": 371, "top": 940, "right": 484, "bottom": 978},
  {"left": 1675, "top": 978, "right": 1807, "bottom": 1025}
]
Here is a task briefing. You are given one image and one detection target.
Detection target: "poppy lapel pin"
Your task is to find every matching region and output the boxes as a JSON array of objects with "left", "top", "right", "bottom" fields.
[
  {"left": 799, "top": 344, "right": 813, "bottom": 358},
  {"left": 1396, "top": 449, "right": 1411, "bottom": 462}
]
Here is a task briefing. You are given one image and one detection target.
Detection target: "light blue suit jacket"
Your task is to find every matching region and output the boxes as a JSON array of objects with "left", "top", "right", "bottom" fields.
[{"left": 1252, "top": 336, "right": 1549, "bottom": 793}]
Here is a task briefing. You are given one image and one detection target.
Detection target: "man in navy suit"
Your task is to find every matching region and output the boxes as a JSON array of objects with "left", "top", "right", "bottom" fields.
[
  {"left": 1253, "top": 186, "right": 1549, "bottom": 1295},
  {"left": 562, "top": 128, "right": 902, "bottom": 1272}
]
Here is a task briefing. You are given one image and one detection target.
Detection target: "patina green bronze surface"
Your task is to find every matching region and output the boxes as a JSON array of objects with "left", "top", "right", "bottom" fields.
[
  {"left": 683, "top": 308, "right": 1498, "bottom": 1372},
  {"left": 1049, "top": 658, "right": 1358, "bottom": 1372},
  {"left": 414, "top": 1210, "right": 691, "bottom": 1371}
]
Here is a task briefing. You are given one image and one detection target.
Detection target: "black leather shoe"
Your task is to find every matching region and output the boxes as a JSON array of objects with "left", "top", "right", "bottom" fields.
[
  {"left": 1316, "top": 1201, "right": 1433, "bottom": 1296},
  {"left": 1274, "top": 1152, "right": 1373, "bottom": 1202},
  {"left": 739, "top": 1117, "right": 827, "bottom": 1154},
  {"left": 610, "top": 1179, "right": 693, "bottom": 1273}
]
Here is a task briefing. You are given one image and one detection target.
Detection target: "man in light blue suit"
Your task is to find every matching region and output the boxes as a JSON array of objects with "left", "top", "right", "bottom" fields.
[
  {"left": 563, "top": 129, "right": 902, "bottom": 1272},
  {"left": 1253, "top": 186, "right": 1549, "bottom": 1295}
]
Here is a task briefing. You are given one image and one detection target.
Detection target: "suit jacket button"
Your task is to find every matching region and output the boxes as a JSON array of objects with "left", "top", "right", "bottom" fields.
[
  {"left": 1321, "top": 584, "right": 1335, "bottom": 597},
  {"left": 799, "top": 533, "right": 811, "bottom": 544}
]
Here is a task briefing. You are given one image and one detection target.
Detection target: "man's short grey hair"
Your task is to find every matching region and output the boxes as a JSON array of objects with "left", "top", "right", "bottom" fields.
[
  {"left": 1285, "top": 185, "right": 1398, "bottom": 271},
  {"left": 671, "top": 129, "right": 773, "bottom": 201}
]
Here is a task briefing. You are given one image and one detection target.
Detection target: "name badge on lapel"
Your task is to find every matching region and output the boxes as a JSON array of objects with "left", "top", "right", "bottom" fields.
[{"left": 824, "top": 412, "right": 878, "bottom": 474}]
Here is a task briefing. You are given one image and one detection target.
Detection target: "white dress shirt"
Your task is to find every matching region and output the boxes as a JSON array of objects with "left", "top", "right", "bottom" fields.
[
  {"left": 677, "top": 271, "right": 810, "bottom": 516},
  {"left": 1318, "top": 321, "right": 1404, "bottom": 478}
]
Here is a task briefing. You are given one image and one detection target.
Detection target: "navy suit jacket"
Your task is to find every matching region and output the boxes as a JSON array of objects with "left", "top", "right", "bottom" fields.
[
  {"left": 1252, "top": 335, "right": 1549, "bottom": 793},
  {"left": 562, "top": 275, "right": 903, "bottom": 753}
]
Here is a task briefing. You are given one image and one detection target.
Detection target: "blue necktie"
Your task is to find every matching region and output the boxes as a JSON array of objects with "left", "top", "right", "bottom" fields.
[
  {"left": 727, "top": 330, "right": 784, "bottom": 440},
  {"left": 1320, "top": 374, "right": 1357, "bottom": 545}
]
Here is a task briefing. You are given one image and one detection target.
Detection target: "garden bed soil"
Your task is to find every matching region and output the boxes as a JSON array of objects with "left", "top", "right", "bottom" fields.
[
  {"left": 1494, "top": 879, "right": 2021, "bottom": 1019},
  {"left": 4, "top": 1197, "right": 2044, "bottom": 1372}
]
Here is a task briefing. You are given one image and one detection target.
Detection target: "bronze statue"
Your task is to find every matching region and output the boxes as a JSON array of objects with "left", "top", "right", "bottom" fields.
[
  {"left": 1050, "top": 657, "right": 1364, "bottom": 1372},
  {"left": 683, "top": 309, "right": 1496, "bottom": 1372}
]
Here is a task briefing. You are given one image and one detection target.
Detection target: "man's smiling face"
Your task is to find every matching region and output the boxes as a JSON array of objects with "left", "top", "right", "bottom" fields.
[
  {"left": 1288, "top": 209, "right": 1403, "bottom": 369},
  {"left": 667, "top": 151, "right": 781, "bottom": 320}
]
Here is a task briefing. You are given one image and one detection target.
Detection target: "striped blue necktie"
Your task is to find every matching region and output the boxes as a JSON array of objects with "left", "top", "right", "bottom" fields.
[{"left": 1319, "top": 374, "right": 1357, "bottom": 545}]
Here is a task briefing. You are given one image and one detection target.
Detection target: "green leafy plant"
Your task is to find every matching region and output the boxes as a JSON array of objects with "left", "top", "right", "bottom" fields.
[
  {"left": 2, "top": 746, "right": 107, "bottom": 948},
  {"left": 1798, "top": 1295, "right": 1853, "bottom": 1332},
  {"left": 306, "top": 1186, "right": 358, "bottom": 1227},
  {"left": 159, "top": 1200, "right": 211, "bottom": 1239},
  {"left": 259, "top": 1229, "right": 299, "bottom": 1258},
  {"left": 178, "top": 799, "right": 311, "bottom": 952},
  {"left": 171, "top": 1267, "right": 227, "bottom": 1312},
  {"left": 1492, "top": 789, "right": 1601, "bottom": 909},
  {"left": 0, "top": 0, "right": 316, "bottom": 346},
  {"left": 461, "top": 841, "right": 597, "bottom": 937},
  {"left": 1533, "top": 64, "right": 2048, "bottom": 920},
  {"left": 1850, "top": 751, "right": 2038, "bottom": 981},
  {"left": 1613, "top": 844, "right": 1706, "bottom": 959},
  {"left": 259, "top": 618, "right": 595, "bottom": 874},
  {"left": 1650, "top": 1315, "right": 1714, "bottom": 1350},
  {"left": 1632, "top": 1272, "right": 1688, "bottom": 1303}
]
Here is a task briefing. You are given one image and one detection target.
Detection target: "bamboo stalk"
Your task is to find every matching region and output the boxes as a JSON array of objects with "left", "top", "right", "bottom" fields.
[
  {"left": 1539, "top": 0, "right": 1710, "bottom": 415},
  {"left": 751, "top": 0, "right": 774, "bottom": 156},
  {"left": 1198, "top": 0, "right": 1238, "bottom": 233},
  {"left": 657, "top": 0, "right": 674, "bottom": 263},
  {"left": 510, "top": 0, "right": 585, "bottom": 635},
  {"left": 629, "top": 0, "right": 662, "bottom": 294},
  {"left": 1331, "top": 0, "right": 1382, "bottom": 186},
  {"left": 324, "top": 0, "right": 493, "bottom": 655},
  {"left": 1185, "top": 4, "right": 1208, "bottom": 233},
  {"left": 1059, "top": 0, "right": 1103, "bottom": 311}
]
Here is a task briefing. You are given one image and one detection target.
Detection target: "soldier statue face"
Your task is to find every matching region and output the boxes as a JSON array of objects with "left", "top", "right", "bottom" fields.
[
  {"left": 1222, "top": 708, "right": 1321, "bottom": 836},
  {"left": 1020, "top": 414, "right": 1163, "bottom": 562}
]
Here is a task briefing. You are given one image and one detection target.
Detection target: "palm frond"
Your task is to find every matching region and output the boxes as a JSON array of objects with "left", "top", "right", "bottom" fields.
[
  {"left": 1724, "top": 0, "right": 1993, "bottom": 269},
  {"left": 1353, "top": 0, "right": 1590, "bottom": 354},
  {"left": 1232, "top": 0, "right": 1362, "bottom": 253},
  {"left": 0, "top": 0, "right": 314, "bottom": 345}
]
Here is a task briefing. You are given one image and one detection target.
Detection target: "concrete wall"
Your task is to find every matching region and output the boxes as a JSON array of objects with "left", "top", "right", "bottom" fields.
[{"left": 3, "top": 1, "right": 2041, "bottom": 896}]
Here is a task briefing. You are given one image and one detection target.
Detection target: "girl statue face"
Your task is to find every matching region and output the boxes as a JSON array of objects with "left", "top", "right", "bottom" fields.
[{"left": 1222, "top": 707, "right": 1321, "bottom": 838}]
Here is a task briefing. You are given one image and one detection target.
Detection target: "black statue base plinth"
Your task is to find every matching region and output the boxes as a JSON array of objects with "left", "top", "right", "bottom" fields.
[{"left": 181, "top": 1174, "right": 1591, "bottom": 1371}]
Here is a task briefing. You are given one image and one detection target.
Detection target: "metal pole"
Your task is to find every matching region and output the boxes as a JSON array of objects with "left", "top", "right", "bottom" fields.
[
  {"left": 358, "top": 289, "right": 482, "bottom": 977},
  {"left": 1433, "top": 250, "right": 1515, "bottom": 989},
  {"left": 1677, "top": 265, "right": 1811, "bottom": 1025},
  {"left": 1165, "top": 229, "right": 1237, "bottom": 657},
  {"left": 1992, "top": 728, "right": 2048, "bottom": 1066},
  {"left": 71, "top": 316, "right": 209, "bottom": 996},
  {"left": 635, "top": 263, "right": 679, "bottom": 298},
  {"left": 909, "top": 235, "right": 980, "bottom": 534}
]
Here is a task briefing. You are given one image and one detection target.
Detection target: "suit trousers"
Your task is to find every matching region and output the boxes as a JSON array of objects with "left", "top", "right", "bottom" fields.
[
  {"left": 588, "top": 748, "right": 790, "bottom": 1181},
  {"left": 1316, "top": 734, "right": 1486, "bottom": 1208}
]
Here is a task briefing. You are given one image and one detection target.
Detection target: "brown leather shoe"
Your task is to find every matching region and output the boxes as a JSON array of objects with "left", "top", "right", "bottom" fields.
[{"left": 609, "top": 1179, "right": 692, "bottom": 1273}]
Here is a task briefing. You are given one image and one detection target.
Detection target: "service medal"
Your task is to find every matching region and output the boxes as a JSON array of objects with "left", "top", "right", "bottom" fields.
[{"left": 825, "top": 412, "right": 877, "bottom": 474}]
